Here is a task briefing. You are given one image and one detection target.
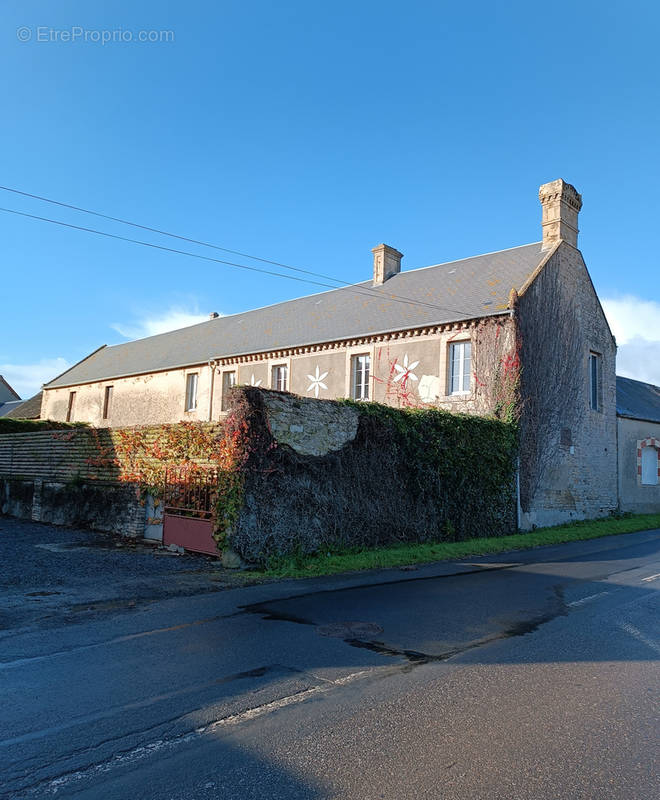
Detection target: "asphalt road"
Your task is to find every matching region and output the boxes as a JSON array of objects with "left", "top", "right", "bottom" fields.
[{"left": 1, "top": 529, "right": 658, "bottom": 799}]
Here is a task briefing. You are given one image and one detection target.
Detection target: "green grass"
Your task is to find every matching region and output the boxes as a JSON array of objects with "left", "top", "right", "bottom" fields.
[{"left": 257, "top": 513, "right": 660, "bottom": 579}]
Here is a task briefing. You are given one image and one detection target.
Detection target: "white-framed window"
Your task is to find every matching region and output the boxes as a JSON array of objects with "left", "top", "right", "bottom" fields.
[
  {"left": 221, "top": 371, "right": 236, "bottom": 412},
  {"left": 185, "top": 372, "right": 198, "bottom": 411},
  {"left": 589, "top": 352, "right": 602, "bottom": 411},
  {"left": 641, "top": 446, "right": 659, "bottom": 486},
  {"left": 272, "top": 364, "right": 288, "bottom": 392},
  {"left": 351, "top": 354, "right": 370, "bottom": 400},
  {"left": 449, "top": 341, "right": 471, "bottom": 394}
]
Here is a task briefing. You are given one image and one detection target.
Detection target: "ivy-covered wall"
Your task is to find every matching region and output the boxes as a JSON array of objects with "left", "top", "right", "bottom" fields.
[
  {"left": 226, "top": 388, "right": 518, "bottom": 565},
  {"left": 1, "top": 390, "right": 518, "bottom": 559}
]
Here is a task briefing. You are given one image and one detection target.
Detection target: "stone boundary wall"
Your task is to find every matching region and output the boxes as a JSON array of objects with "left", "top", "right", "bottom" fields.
[
  {"left": 1, "top": 477, "right": 145, "bottom": 537},
  {"left": 227, "top": 388, "right": 518, "bottom": 564}
]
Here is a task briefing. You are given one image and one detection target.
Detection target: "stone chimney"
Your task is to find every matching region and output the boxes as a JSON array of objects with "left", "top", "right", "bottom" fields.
[
  {"left": 372, "top": 244, "right": 403, "bottom": 285},
  {"left": 539, "top": 179, "right": 583, "bottom": 250}
]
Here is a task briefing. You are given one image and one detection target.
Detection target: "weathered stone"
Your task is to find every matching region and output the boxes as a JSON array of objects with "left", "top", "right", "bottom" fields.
[
  {"left": 221, "top": 549, "right": 243, "bottom": 569},
  {"left": 263, "top": 392, "right": 359, "bottom": 456}
]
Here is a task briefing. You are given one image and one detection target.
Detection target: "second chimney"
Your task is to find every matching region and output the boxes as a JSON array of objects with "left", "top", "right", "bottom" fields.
[
  {"left": 539, "top": 179, "right": 583, "bottom": 250},
  {"left": 372, "top": 243, "right": 403, "bottom": 285}
]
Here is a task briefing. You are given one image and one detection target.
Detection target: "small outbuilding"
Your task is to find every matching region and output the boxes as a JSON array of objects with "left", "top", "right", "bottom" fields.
[{"left": 616, "top": 376, "right": 660, "bottom": 514}]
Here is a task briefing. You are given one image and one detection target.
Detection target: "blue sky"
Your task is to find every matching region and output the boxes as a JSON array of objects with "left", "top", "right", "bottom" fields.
[{"left": 1, "top": 1, "right": 658, "bottom": 398}]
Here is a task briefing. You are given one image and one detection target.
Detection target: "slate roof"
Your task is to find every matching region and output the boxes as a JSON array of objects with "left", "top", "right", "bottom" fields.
[
  {"left": 616, "top": 376, "right": 660, "bottom": 424},
  {"left": 4, "top": 391, "right": 43, "bottom": 420},
  {"left": 0, "top": 375, "right": 20, "bottom": 402},
  {"left": 46, "top": 242, "right": 545, "bottom": 389},
  {"left": 0, "top": 400, "right": 24, "bottom": 418}
]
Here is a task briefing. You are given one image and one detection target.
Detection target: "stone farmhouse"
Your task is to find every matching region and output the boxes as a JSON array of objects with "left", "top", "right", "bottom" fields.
[{"left": 42, "top": 179, "right": 624, "bottom": 528}]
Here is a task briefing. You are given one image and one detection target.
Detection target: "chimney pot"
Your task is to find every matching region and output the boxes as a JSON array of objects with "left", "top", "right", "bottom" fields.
[
  {"left": 539, "top": 179, "right": 582, "bottom": 250},
  {"left": 372, "top": 244, "right": 403, "bottom": 285}
]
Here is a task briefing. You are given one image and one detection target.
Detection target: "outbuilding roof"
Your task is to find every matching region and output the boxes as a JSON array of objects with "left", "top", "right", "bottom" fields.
[
  {"left": 0, "top": 400, "right": 24, "bottom": 418},
  {"left": 616, "top": 376, "right": 660, "bottom": 424},
  {"left": 46, "top": 242, "right": 545, "bottom": 388},
  {"left": 3, "top": 391, "right": 43, "bottom": 420}
]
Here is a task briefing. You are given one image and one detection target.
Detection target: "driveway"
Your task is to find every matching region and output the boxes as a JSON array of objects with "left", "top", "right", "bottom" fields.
[{"left": 0, "top": 517, "right": 252, "bottom": 634}]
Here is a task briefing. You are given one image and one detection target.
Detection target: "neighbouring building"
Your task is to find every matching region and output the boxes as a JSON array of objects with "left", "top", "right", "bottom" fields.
[
  {"left": 616, "top": 376, "right": 660, "bottom": 514},
  {"left": 0, "top": 376, "right": 22, "bottom": 418},
  {"left": 3, "top": 391, "right": 43, "bottom": 420},
  {"left": 41, "top": 179, "right": 620, "bottom": 528}
]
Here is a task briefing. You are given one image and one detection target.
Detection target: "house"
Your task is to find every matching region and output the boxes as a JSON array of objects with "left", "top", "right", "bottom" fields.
[
  {"left": 41, "top": 179, "right": 619, "bottom": 528},
  {"left": 0, "top": 376, "right": 22, "bottom": 418},
  {"left": 616, "top": 376, "right": 660, "bottom": 513}
]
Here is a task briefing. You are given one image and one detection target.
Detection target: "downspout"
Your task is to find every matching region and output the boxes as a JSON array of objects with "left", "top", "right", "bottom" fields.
[{"left": 208, "top": 360, "right": 217, "bottom": 421}]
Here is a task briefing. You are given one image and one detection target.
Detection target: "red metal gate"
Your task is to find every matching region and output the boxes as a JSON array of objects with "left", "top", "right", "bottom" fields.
[{"left": 162, "top": 466, "right": 220, "bottom": 556}]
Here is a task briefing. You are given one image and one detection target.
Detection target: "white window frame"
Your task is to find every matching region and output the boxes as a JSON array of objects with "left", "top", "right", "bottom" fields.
[
  {"left": 271, "top": 363, "right": 288, "bottom": 392},
  {"left": 449, "top": 340, "right": 471, "bottom": 395},
  {"left": 351, "top": 353, "right": 371, "bottom": 401},
  {"left": 589, "top": 352, "right": 602, "bottom": 412},
  {"left": 185, "top": 372, "right": 198, "bottom": 411},
  {"left": 641, "top": 446, "right": 659, "bottom": 486}
]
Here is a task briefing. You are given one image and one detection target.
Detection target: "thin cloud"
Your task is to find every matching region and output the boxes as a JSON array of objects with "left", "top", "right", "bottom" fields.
[
  {"left": 112, "top": 306, "right": 217, "bottom": 340},
  {"left": 602, "top": 295, "right": 660, "bottom": 385},
  {"left": 0, "top": 357, "right": 71, "bottom": 399}
]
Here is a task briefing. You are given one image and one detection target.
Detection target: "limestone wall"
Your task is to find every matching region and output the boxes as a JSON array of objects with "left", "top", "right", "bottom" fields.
[
  {"left": 42, "top": 325, "right": 506, "bottom": 427},
  {"left": 517, "top": 243, "right": 618, "bottom": 528}
]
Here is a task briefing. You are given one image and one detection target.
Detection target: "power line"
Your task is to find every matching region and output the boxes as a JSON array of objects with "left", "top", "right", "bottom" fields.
[
  {"left": 0, "top": 184, "right": 477, "bottom": 318},
  {"left": 0, "top": 205, "right": 477, "bottom": 317}
]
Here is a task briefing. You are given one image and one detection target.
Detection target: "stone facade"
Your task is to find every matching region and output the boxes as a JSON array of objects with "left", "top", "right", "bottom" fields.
[
  {"left": 41, "top": 324, "right": 502, "bottom": 427},
  {"left": 617, "top": 417, "right": 660, "bottom": 513},
  {"left": 517, "top": 242, "right": 618, "bottom": 527},
  {"left": 1, "top": 477, "right": 145, "bottom": 537}
]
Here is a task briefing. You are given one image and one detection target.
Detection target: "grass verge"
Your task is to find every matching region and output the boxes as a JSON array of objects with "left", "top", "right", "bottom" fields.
[{"left": 258, "top": 513, "right": 660, "bottom": 579}]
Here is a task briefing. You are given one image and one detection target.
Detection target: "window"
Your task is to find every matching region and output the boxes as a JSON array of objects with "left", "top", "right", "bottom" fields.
[
  {"left": 66, "top": 391, "right": 76, "bottom": 422},
  {"left": 102, "top": 386, "right": 113, "bottom": 420},
  {"left": 351, "top": 354, "right": 370, "bottom": 400},
  {"left": 589, "top": 352, "right": 602, "bottom": 411},
  {"left": 272, "top": 364, "right": 288, "bottom": 392},
  {"left": 221, "top": 371, "right": 236, "bottom": 412},
  {"left": 185, "top": 373, "right": 198, "bottom": 411},
  {"left": 449, "top": 341, "right": 471, "bottom": 394},
  {"left": 641, "top": 446, "right": 659, "bottom": 486}
]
